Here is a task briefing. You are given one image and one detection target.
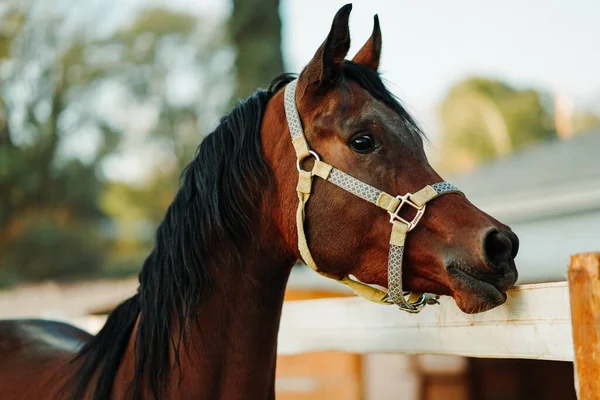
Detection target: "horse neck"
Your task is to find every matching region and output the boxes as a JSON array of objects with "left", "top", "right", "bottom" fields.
[
  {"left": 172, "top": 92, "right": 300, "bottom": 399},
  {"left": 177, "top": 246, "right": 295, "bottom": 398},
  {"left": 114, "top": 148, "right": 297, "bottom": 399},
  {"left": 112, "top": 235, "right": 295, "bottom": 399}
]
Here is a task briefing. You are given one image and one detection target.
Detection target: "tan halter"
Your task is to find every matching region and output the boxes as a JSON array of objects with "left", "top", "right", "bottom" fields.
[{"left": 284, "top": 79, "right": 464, "bottom": 313}]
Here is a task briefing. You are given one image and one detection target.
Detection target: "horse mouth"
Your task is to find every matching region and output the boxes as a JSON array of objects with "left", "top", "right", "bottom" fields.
[{"left": 447, "top": 266, "right": 510, "bottom": 314}]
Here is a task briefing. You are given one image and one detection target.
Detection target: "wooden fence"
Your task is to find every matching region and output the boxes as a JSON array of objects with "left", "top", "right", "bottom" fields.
[
  {"left": 57, "top": 253, "right": 600, "bottom": 399},
  {"left": 278, "top": 281, "right": 571, "bottom": 361}
]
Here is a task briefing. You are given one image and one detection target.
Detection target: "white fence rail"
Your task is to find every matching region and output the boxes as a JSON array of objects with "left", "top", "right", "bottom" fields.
[
  {"left": 277, "top": 282, "right": 572, "bottom": 361},
  {"left": 69, "top": 282, "right": 573, "bottom": 362}
]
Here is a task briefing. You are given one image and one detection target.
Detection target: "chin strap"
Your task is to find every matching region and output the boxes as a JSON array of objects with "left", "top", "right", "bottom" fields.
[{"left": 284, "top": 79, "right": 463, "bottom": 313}]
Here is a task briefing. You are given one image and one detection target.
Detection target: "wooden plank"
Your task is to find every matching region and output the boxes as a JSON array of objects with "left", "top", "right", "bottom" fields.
[
  {"left": 67, "top": 282, "right": 574, "bottom": 362},
  {"left": 568, "top": 252, "right": 600, "bottom": 400},
  {"left": 275, "top": 352, "right": 361, "bottom": 400},
  {"left": 277, "top": 282, "right": 573, "bottom": 361},
  {"left": 283, "top": 288, "right": 353, "bottom": 301}
]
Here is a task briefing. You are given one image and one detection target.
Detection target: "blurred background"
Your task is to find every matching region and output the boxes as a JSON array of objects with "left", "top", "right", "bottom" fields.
[{"left": 0, "top": 0, "right": 598, "bottom": 399}]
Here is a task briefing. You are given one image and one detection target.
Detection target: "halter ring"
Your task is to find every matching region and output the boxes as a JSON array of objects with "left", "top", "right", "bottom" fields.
[{"left": 296, "top": 150, "right": 320, "bottom": 172}]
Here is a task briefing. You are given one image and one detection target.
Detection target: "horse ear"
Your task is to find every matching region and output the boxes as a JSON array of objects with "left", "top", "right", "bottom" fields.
[
  {"left": 352, "top": 15, "right": 381, "bottom": 71},
  {"left": 297, "top": 4, "right": 352, "bottom": 97}
]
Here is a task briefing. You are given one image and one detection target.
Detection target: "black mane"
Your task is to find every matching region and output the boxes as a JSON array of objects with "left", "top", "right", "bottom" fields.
[{"left": 69, "top": 63, "right": 420, "bottom": 400}]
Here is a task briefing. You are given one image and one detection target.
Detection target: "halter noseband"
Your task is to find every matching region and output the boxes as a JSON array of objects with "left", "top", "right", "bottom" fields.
[{"left": 284, "top": 79, "right": 463, "bottom": 313}]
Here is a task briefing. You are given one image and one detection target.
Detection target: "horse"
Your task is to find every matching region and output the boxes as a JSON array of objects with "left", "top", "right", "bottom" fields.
[{"left": 0, "top": 4, "right": 519, "bottom": 399}]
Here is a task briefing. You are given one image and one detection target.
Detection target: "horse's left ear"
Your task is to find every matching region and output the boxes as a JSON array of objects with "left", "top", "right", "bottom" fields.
[
  {"left": 352, "top": 15, "right": 382, "bottom": 71},
  {"left": 297, "top": 4, "right": 352, "bottom": 98}
]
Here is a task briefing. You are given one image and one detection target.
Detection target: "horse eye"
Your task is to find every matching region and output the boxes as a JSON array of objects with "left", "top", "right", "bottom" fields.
[{"left": 350, "top": 135, "right": 376, "bottom": 153}]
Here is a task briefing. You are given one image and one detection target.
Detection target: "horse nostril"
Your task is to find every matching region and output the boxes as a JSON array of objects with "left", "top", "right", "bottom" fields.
[{"left": 483, "top": 229, "right": 513, "bottom": 269}]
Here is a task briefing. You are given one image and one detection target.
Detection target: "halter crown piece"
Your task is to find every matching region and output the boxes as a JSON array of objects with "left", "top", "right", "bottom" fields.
[{"left": 284, "top": 79, "right": 464, "bottom": 313}]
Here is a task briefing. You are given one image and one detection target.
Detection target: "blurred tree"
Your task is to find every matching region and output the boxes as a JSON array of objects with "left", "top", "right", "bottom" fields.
[
  {"left": 93, "top": 8, "right": 233, "bottom": 277},
  {"left": 0, "top": 4, "right": 112, "bottom": 282},
  {"left": 99, "top": 171, "right": 179, "bottom": 278},
  {"left": 437, "top": 77, "right": 556, "bottom": 173},
  {"left": 109, "top": 8, "right": 232, "bottom": 171},
  {"left": 0, "top": 3, "right": 231, "bottom": 283},
  {"left": 228, "top": 0, "right": 284, "bottom": 102},
  {"left": 572, "top": 111, "right": 600, "bottom": 134}
]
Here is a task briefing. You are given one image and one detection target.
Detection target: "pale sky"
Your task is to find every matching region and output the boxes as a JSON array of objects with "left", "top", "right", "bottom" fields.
[
  {"left": 80, "top": 0, "right": 600, "bottom": 181},
  {"left": 282, "top": 0, "right": 600, "bottom": 136},
  {"left": 149, "top": 0, "right": 600, "bottom": 135}
]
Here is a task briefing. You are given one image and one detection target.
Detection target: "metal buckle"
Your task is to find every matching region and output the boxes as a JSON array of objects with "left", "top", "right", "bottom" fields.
[
  {"left": 296, "top": 150, "right": 320, "bottom": 172},
  {"left": 383, "top": 292, "right": 440, "bottom": 313},
  {"left": 388, "top": 194, "right": 426, "bottom": 231}
]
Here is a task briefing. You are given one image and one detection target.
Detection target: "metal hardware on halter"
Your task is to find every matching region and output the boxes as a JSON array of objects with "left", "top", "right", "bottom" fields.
[
  {"left": 296, "top": 150, "right": 320, "bottom": 172},
  {"left": 283, "top": 78, "right": 464, "bottom": 314},
  {"left": 388, "top": 194, "right": 426, "bottom": 232},
  {"left": 382, "top": 292, "right": 441, "bottom": 314}
]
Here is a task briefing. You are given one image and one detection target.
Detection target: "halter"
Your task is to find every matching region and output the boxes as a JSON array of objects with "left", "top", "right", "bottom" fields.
[{"left": 284, "top": 79, "right": 464, "bottom": 313}]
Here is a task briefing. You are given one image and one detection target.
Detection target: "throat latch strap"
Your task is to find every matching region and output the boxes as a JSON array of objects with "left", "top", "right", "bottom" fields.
[{"left": 284, "top": 79, "right": 463, "bottom": 313}]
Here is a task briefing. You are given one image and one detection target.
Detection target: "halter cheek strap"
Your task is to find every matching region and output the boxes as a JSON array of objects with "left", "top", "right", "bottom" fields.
[{"left": 284, "top": 79, "right": 463, "bottom": 313}]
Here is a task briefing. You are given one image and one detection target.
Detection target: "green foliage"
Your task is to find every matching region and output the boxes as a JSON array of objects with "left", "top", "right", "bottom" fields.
[
  {"left": 0, "top": 0, "right": 283, "bottom": 284},
  {"left": 438, "top": 77, "right": 556, "bottom": 173},
  {"left": 572, "top": 111, "right": 600, "bottom": 134},
  {"left": 116, "top": 8, "right": 197, "bottom": 39},
  {"left": 101, "top": 173, "right": 178, "bottom": 226},
  {"left": 0, "top": 215, "right": 108, "bottom": 282},
  {"left": 0, "top": 8, "right": 23, "bottom": 60},
  {"left": 0, "top": 3, "right": 229, "bottom": 283}
]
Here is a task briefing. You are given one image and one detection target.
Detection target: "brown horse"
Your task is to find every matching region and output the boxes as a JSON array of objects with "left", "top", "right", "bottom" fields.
[{"left": 0, "top": 4, "right": 518, "bottom": 399}]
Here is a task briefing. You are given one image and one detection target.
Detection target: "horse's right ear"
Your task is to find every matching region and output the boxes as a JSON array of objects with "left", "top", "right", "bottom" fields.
[
  {"left": 352, "top": 15, "right": 381, "bottom": 71},
  {"left": 297, "top": 4, "right": 352, "bottom": 99}
]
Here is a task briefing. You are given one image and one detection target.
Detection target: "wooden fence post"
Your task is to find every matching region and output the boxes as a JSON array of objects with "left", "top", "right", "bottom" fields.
[{"left": 568, "top": 252, "right": 600, "bottom": 400}]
